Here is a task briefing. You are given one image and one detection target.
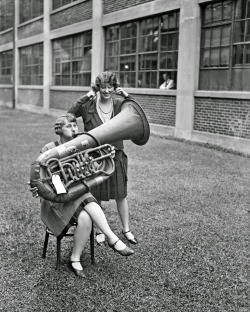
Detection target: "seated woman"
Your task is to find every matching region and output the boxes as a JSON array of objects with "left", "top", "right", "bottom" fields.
[{"left": 29, "top": 113, "right": 134, "bottom": 278}]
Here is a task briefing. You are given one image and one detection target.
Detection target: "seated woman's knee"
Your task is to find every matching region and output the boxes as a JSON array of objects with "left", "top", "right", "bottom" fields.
[{"left": 77, "top": 210, "right": 92, "bottom": 228}]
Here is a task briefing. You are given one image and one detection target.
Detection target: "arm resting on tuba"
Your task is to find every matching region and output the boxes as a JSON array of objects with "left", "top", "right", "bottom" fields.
[{"left": 30, "top": 144, "right": 115, "bottom": 203}]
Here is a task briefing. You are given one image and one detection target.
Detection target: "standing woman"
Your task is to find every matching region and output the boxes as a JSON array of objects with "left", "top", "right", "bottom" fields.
[{"left": 68, "top": 71, "right": 138, "bottom": 245}]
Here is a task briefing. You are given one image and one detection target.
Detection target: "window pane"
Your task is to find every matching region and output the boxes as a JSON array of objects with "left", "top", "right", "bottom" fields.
[
  {"left": 245, "top": 44, "right": 250, "bottom": 63},
  {"left": 160, "top": 52, "right": 178, "bottom": 69},
  {"left": 204, "top": 4, "right": 212, "bottom": 25},
  {"left": 235, "top": 0, "right": 248, "bottom": 20},
  {"left": 120, "top": 55, "right": 136, "bottom": 71},
  {"left": 139, "top": 53, "right": 158, "bottom": 71},
  {"left": 220, "top": 47, "right": 230, "bottom": 66},
  {"left": 246, "top": 20, "right": 250, "bottom": 41},
  {"left": 212, "top": 2, "right": 222, "bottom": 22},
  {"left": 210, "top": 48, "right": 220, "bottom": 66},
  {"left": 234, "top": 21, "right": 245, "bottom": 43},
  {"left": 121, "top": 38, "right": 136, "bottom": 54},
  {"left": 161, "top": 33, "right": 178, "bottom": 51},
  {"left": 119, "top": 72, "right": 136, "bottom": 88},
  {"left": 233, "top": 44, "right": 244, "bottom": 65},
  {"left": 221, "top": 25, "right": 231, "bottom": 45},
  {"left": 105, "top": 57, "right": 119, "bottom": 71},
  {"left": 222, "top": 0, "right": 232, "bottom": 20},
  {"left": 138, "top": 71, "right": 157, "bottom": 88},
  {"left": 247, "top": 0, "right": 250, "bottom": 17},
  {"left": 105, "top": 26, "right": 119, "bottom": 41},
  {"left": 232, "top": 68, "right": 250, "bottom": 91},
  {"left": 203, "top": 28, "right": 211, "bottom": 48},
  {"left": 201, "top": 49, "right": 210, "bottom": 67},
  {"left": 211, "top": 27, "right": 221, "bottom": 46}
]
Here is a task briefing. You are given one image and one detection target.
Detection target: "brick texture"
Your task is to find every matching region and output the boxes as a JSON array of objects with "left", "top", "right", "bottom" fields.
[
  {"left": 51, "top": 0, "right": 92, "bottom": 30},
  {"left": 18, "top": 89, "right": 43, "bottom": 107},
  {"left": 0, "top": 30, "right": 13, "bottom": 45},
  {"left": 194, "top": 97, "right": 250, "bottom": 139},
  {"left": 18, "top": 19, "right": 43, "bottom": 39},
  {"left": 0, "top": 88, "right": 13, "bottom": 104},
  {"left": 50, "top": 90, "right": 176, "bottom": 127},
  {"left": 103, "top": 0, "right": 154, "bottom": 14}
]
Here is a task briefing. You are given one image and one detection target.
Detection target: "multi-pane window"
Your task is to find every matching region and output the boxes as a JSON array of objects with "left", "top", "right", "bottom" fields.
[
  {"left": 53, "top": 0, "right": 78, "bottom": 10},
  {"left": 105, "top": 11, "right": 179, "bottom": 89},
  {"left": 0, "top": 0, "right": 13, "bottom": 32},
  {"left": 200, "top": 0, "right": 250, "bottom": 91},
  {"left": 52, "top": 31, "right": 92, "bottom": 86},
  {"left": 19, "top": 0, "right": 43, "bottom": 24},
  {"left": 0, "top": 50, "right": 13, "bottom": 84},
  {"left": 19, "top": 43, "right": 43, "bottom": 85}
]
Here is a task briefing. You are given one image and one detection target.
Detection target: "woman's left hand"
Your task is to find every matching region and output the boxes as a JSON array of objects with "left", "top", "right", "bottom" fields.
[{"left": 115, "top": 87, "right": 128, "bottom": 98}]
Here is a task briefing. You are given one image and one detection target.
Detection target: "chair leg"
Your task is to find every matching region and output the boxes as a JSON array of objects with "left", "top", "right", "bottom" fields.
[
  {"left": 90, "top": 222, "right": 95, "bottom": 265},
  {"left": 42, "top": 230, "right": 50, "bottom": 259},
  {"left": 56, "top": 237, "right": 61, "bottom": 270}
]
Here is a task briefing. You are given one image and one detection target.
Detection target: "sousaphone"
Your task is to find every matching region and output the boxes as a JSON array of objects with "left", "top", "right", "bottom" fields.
[{"left": 30, "top": 99, "right": 150, "bottom": 203}]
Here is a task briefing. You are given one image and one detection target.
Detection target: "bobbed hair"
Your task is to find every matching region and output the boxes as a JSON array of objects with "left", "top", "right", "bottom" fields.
[
  {"left": 93, "top": 71, "right": 120, "bottom": 91},
  {"left": 54, "top": 113, "right": 77, "bottom": 135}
]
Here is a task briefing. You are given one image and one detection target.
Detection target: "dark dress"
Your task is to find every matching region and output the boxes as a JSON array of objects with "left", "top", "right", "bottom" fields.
[
  {"left": 68, "top": 94, "right": 131, "bottom": 201},
  {"left": 40, "top": 141, "right": 97, "bottom": 238}
]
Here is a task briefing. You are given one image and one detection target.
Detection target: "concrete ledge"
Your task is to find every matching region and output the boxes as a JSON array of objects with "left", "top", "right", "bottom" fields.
[
  {"left": 191, "top": 130, "right": 250, "bottom": 155},
  {"left": 195, "top": 90, "right": 250, "bottom": 100},
  {"left": 150, "top": 123, "right": 175, "bottom": 137}
]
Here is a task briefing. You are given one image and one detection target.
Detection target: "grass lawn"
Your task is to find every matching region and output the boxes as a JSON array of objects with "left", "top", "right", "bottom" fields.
[{"left": 0, "top": 107, "right": 249, "bottom": 312}]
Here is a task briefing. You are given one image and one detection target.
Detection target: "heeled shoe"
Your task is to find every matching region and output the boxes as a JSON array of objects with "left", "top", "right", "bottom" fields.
[
  {"left": 96, "top": 233, "right": 106, "bottom": 246},
  {"left": 108, "top": 239, "right": 134, "bottom": 257},
  {"left": 68, "top": 260, "right": 85, "bottom": 278},
  {"left": 122, "top": 230, "right": 138, "bottom": 245}
]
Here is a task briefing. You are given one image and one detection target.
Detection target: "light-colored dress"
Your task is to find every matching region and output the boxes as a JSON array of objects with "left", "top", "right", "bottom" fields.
[{"left": 40, "top": 140, "right": 96, "bottom": 237}]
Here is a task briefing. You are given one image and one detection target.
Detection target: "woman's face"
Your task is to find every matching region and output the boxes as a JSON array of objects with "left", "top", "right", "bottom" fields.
[
  {"left": 99, "top": 84, "right": 114, "bottom": 101},
  {"left": 61, "top": 121, "right": 78, "bottom": 140}
]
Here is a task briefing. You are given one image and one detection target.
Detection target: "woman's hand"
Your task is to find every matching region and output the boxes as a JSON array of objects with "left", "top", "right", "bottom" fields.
[
  {"left": 115, "top": 87, "right": 128, "bottom": 98},
  {"left": 86, "top": 87, "right": 96, "bottom": 99},
  {"left": 27, "top": 182, "right": 39, "bottom": 198}
]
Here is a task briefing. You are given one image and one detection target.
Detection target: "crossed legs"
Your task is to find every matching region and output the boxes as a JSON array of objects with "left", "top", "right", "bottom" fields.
[{"left": 71, "top": 201, "right": 132, "bottom": 271}]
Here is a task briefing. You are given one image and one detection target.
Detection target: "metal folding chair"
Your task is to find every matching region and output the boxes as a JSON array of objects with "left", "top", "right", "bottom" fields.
[{"left": 42, "top": 222, "right": 95, "bottom": 270}]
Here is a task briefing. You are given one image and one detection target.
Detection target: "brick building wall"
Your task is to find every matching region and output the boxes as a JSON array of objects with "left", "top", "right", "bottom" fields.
[
  {"left": 0, "top": 30, "right": 13, "bottom": 45},
  {"left": 0, "top": 88, "right": 13, "bottom": 104},
  {"left": 50, "top": 90, "right": 86, "bottom": 111},
  {"left": 103, "top": 0, "right": 154, "bottom": 14},
  {"left": 132, "top": 94, "right": 176, "bottom": 126},
  {"left": 194, "top": 97, "right": 250, "bottom": 139},
  {"left": 50, "top": 0, "right": 92, "bottom": 30},
  {"left": 18, "top": 89, "right": 43, "bottom": 107},
  {"left": 50, "top": 90, "right": 176, "bottom": 127},
  {"left": 18, "top": 19, "right": 43, "bottom": 39}
]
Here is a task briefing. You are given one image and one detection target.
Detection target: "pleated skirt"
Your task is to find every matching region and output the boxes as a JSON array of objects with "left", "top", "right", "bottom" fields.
[{"left": 90, "top": 150, "right": 128, "bottom": 201}]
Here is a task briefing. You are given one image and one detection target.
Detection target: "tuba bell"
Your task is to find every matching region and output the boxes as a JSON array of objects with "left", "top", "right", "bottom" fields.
[{"left": 30, "top": 99, "right": 150, "bottom": 203}]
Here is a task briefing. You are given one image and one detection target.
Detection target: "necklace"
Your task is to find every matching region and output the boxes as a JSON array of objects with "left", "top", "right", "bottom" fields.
[
  {"left": 98, "top": 98, "right": 113, "bottom": 114},
  {"left": 98, "top": 103, "right": 113, "bottom": 114}
]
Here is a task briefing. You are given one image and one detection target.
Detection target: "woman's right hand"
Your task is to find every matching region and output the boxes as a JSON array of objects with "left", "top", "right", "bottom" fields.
[
  {"left": 27, "top": 182, "right": 39, "bottom": 198},
  {"left": 86, "top": 89, "right": 96, "bottom": 99}
]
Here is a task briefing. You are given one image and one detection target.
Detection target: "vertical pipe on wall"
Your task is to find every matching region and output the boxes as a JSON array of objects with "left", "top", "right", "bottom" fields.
[{"left": 91, "top": 0, "right": 104, "bottom": 81}]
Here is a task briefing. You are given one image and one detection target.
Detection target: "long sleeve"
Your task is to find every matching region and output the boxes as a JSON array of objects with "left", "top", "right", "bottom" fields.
[{"left": 68, "top": 95, "right": 90, "bottom": 117}]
